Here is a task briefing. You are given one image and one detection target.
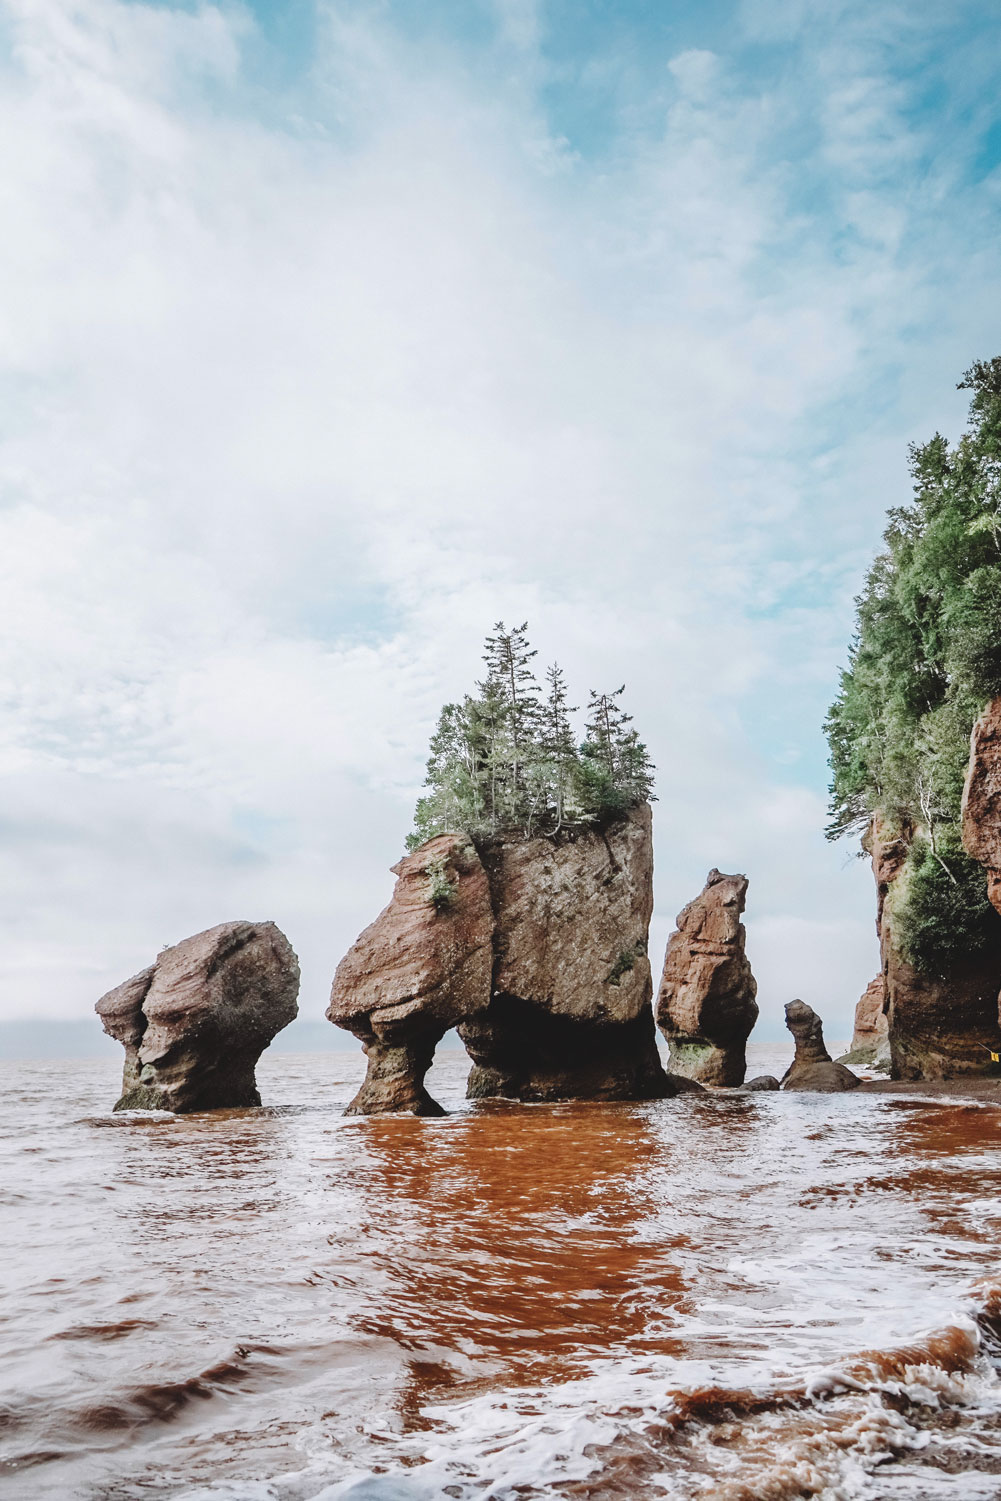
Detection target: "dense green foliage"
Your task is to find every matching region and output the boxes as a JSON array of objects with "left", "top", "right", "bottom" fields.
[
  {"left": 407, "top": 623, "right": 655, "bottom": 848},
  {"left": 825, "top": 358, "right": 1001, "bottom": 971}
]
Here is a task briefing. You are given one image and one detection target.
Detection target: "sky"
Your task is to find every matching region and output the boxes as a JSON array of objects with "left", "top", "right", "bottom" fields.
[{"left": 2, "top": 0, "right": 1001, "bottom": 1052}]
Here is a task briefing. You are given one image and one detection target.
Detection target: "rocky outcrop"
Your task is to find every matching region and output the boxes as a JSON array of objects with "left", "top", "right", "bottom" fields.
[
  {"left": 868, "top": 815, "right": 1001, "bottom": 1079},
  {"left": 963, "top": 696, "right": 1001, "bottom": 917},
  {"left": 96, "top": 921, "right": 299, "bottom": 1111},
  {"left": 460, "top": 803, "right": 669, "bottom": 1102},
  {"left": 654, "top": 870, "right": 758, "bottom": 1086},
  {"left": 782, "top": 1000, "right": 860, "bottom": 1092},
  {"left": 330, "top": 805, "right": 677, "bottom": 1111},
  {"left": 837, "top": 975, "right": 890, "bottom": 1070},
  {"left": 327, "top": 834, "right": 494, "bottom": 1115},
  {"left": 744, "top": 1074, "right": 780, "bottom": 1091}
]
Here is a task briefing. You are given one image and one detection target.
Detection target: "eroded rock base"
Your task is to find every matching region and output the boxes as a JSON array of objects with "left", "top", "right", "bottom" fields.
[
  {"left": 345, "top": 1036, "right": 447, "bottom": 1117},
  {"left": 667, "top": 1038, "right": 747, "bottom": 1088},
  {"left": 460, "top": 997, "right": 673, "bottom": 1102}
]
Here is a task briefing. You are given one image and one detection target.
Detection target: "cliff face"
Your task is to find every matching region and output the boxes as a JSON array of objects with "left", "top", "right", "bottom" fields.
[
  {"left": 963, "top": 696, "right": 1001, "bottom": 918},
  {"left": 96, "top": 921, "right": 300, "bottom": 1111},
  {"left": 868, "top": 816, "right": 1001, "bottom": 1079},
  {"left": 654, "top": 870, "right": 758, "bottom": 1086},
  {"left": 329, "top": 804, "right": 673, "bottom": 1112}
]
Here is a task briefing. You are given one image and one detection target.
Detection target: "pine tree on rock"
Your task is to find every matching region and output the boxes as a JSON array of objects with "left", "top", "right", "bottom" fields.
[{"left": 406, "top": 625, "right": 655, "bottom": 848}]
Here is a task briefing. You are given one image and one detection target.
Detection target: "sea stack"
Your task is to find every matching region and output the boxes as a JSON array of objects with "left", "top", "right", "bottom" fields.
[
  {"left": 654, "top": 869, "right": 758, "bottom": 1086},
  {"left": 782, "top": 999, "right": 859, "bottom": 1092},
  {"left": 329, "top": 804, "right": 676, "bottom": 1111},
  {"left": 327, "top": 834, "right": 494, "bottom": 1115},
  {"left": 96, "top": 921, "right": 300, "bottom": 1112}
]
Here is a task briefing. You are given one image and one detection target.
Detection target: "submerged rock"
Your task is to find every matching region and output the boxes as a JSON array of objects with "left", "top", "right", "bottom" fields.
[
  {"left": 782, "top": 1000, "right": 860, "bottom": 1092},
  {"left": 868, "top": 814, "right": 1001, "bottom": 1079},
  {"left": 461, "top": 804, "right": 670, "bottom": 1102},
  {"left": 327, "top": 834, "right": 494, "bottom": 1115},
  {"left": 96, "top": 921, "right": 299, "bottom": 1112},
  {"left": 654, "top": 870, "right": 758, "bottom": 1086},
  {"left": 963, "top": 696, "right": 1001, "bottom": 918}
]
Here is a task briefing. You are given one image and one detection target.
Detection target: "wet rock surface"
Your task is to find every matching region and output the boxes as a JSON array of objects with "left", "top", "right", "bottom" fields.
[
  {"left": 654, "top": 870, "right": 758, "bottom": 1086},
  {"left": 963, "top": 695, "right": 1001, "bottom": 917},
  {"left": 868, "top": 814, "right": 1001, "bottom": 1079},
  {"left": 782, "top": 1000, "right": 860, "bottom": 1092},
  {"left": 327, "top": 834, "right": 494, "bottom": 1115},
  {"left": 96, "top": 921, "right": 300, "bottom": 1112},
  {"left": 744, "top": 1075, "right": 780, "bottom": 1091}
]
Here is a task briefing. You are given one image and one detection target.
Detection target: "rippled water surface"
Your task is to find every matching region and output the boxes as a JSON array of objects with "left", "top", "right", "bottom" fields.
[{"left": 3, "top": 1046, "right": 1001, "bottom": 1500}]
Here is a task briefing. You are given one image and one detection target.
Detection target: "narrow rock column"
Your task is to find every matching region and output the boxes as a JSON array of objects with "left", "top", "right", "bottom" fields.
[
  {"left": 782, "top": 1000, "right": 859, "bottom": 1091},
  {"left": 655, "top": 870, "right": 758, "bottom": 1086}
]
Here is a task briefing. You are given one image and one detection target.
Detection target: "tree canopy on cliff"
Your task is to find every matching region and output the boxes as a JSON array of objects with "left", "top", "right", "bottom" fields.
[
  {"left": 407, "top": 624, "right": 656, "bottom": 848},
  {"left": 825, "top": 358, "right": 1001, "bottom": 972}
]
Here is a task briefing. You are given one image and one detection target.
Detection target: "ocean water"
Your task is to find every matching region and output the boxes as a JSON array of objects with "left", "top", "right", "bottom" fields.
[{"left": 2, "top": 1044, "right": 1001, "bottom": 1500}]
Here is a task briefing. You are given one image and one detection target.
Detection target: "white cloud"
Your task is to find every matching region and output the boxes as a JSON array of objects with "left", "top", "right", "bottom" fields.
[{"left": 0, "top": 0, "right": 998, "bottom": 1044}]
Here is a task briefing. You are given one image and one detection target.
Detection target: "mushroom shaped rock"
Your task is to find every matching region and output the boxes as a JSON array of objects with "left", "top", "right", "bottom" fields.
[
  {"left": 96, "top": 921, "right": 300, "bottom": 1112},
  {"left": 963, "top": 696, "right": 1001, "bottom": 918},
  {"left": 782, "top": 1000, "right": 859, "bottom": 1092},
  {"left": 458, "top": 803, "right": 671, "bottom": 1101},
  {"left": 328, "top": 834, "right": 494, "bottom": 1115},
  {"left": 654, "top": 870, "right": 758, "bottom": 1086}
]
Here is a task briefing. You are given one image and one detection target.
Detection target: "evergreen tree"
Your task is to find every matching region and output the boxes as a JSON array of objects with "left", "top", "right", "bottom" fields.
[
  {"left": 407, "top": 627, "right": 655, "bottom": 846},
  {"left": 825, "top": 357, "right": 1001, "bottom": 971}
]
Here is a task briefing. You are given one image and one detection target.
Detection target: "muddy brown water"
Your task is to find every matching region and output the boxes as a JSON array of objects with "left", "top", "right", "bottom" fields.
[{"left": 3, "top": 1046, "right": 1001, "bottom": 1499}]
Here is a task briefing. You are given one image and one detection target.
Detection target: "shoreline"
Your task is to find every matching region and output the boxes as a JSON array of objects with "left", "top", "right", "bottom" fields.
[{"left": 854, "top": 1075, "right": 1001, "bottom": 1104}]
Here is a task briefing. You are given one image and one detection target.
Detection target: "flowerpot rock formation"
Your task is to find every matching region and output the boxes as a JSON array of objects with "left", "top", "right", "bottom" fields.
[
  {"left": 329, "top": 804, "right": 677, "bottom": 1113},
  {"left": 328, "top": 834, "right": 494, "bottom": 1115},
  {"left": 963, "top": 696, "right": 1001, "bottom": 918},
  {"left": 96, "top": 921, "right": 300, "bottom": 1112},
  {"left": 782, "top": 1000, "right": 860, "bottom": 1092},
  {"left": 867, "top": 815, "right": 1001, "bottom": 1079},
  {"left": 654, "top": 869, "right": 758, "bottom": 1086}
]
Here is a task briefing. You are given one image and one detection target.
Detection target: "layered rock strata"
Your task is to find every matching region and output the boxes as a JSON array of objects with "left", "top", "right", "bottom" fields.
[
  {"left": 328, "top": 835, "right": 494, "bottom": 1115},
  {"left": 654, "top": 870, "right": 758, "bottom": 1086},
  {"left": 868, "top": 815, "right": 1001, "bottom": 1079},
  {"left": 963, "top": 696, "right": 1001, "bottom": 918},
  {"left": 97, "top": 921, "right": 299, "bottom": 1111},
  {"left": 330, "top": 804, "right": 676, "bottom": 1112},
  {"left": 782, "top": 1000, "right": 859, "bottom": 1092}
]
